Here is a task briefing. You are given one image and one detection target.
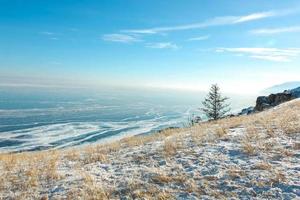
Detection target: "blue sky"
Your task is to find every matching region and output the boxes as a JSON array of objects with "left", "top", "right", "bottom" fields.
[{"left": 1, "top": 0, "right": 300, "bottom": 94}]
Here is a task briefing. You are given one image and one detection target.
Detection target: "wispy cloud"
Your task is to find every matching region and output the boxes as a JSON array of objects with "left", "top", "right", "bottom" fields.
[
  {"left": 102, "top": 34, "right": 141, "bottom": 43},
  {"left": 40, "top": 31, "right": 55, "bottom": 35},
  {"left": 216, "top": 48, "right": 300, "bottom": 62},
  {"left": 188, "top": 35, "right": 210, "bottom": 41},
  {"left": 233, "top": 11, "right": 275, "bottom": 23},
  {"left": 122, "top": 9, "right": 293, "bottom": 34},
  {"left": 146, "top": 42, "right": 179, "bottom": 50},
  {"left": 250, "top": 26, "right": 300, "bottom": 35},
  {"left": 40, "top": 31, "right": 60, "bottom": 40}
]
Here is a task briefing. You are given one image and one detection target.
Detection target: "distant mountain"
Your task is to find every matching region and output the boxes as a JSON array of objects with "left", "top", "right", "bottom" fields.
[{"left": 262, "top": 81, "right": 300, "bottom": 94}]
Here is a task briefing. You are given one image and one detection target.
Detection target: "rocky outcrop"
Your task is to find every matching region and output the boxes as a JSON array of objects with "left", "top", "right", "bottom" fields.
[
  {"left": 291, "top": 87, "right": 300, "bottom": 98},
  {"left": 254, "top": 86, "right": 300, "bottom": 111},
  {"left": 239, "top": 106, "right": 254, "bottom": 115}
]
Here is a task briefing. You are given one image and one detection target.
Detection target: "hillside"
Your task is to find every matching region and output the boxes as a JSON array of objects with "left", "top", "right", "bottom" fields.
[{"left": 0, "top": 99, "right": 300, "bottom": 199}]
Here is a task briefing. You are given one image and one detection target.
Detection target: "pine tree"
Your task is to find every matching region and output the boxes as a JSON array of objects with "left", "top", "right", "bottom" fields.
[{"left": 201, "top": 84, "right": 230, "bottom": 120}]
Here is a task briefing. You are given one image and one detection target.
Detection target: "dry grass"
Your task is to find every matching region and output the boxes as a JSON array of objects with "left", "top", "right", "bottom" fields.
[
  {"left": 82, "top": 146, "right": 107, "bottom": 164},
  {"left": 151, "top": 174, "right": 173, "bottom": 184},
  {"left": 241, "top": 141, "right": 256, "bottom": 155},
  {"left": 0, "top": 99, "right": 299, "bottom": 199},
  {"left": 44, "top": 151, "right": 61, "bottom": 180},
  {"left": 261, "top": 140, "right": 277, "bottom": 152},
  {"left": 82, "top": 173, "right": 110, "bottom": 200},
  {"left": 0, "top": 150, "right": 61, "bottom": 198},
  {"left": 215, "top": 126, "right": 228, "bottom": 137},
  {"left": 252, "top": 161, "right": 272, "bottom": 170},
  {"left": 66, "top": 172, "right": 110, "bottom": 200},
  {"left": 293, "top": 142, "right": 300, "bottom": 150},
  {"left": 241, "top": 125, "right": 258, "bottom": 155},
  {"left": 184, "top": 179, "right": 199, "bottom": 193},
  {"left": 156, "top": 191, "right": 174, "bottom": 200},
  {"left": 269, "top": 170, "right": 287, "bottom": 187},
  {"left": 151, "top": 172, "right": 186, "bottom": 185},
  {"left": 163, "top": 139, "right": 179, "bottom": 157},
  {"left": 280, "top": 148, "right": 294, "bottom": 157},
  {"left": 64, "top": 149, "right": 81, "bottom": 161},
  {"left": 227, "top": 167, "right": 246, "bottom": 180}
]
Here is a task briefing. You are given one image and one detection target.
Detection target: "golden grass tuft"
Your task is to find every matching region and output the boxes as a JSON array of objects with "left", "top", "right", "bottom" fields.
[
  {"left": 252, "top": 161, "right": 272, "bottom": 170},
  {"left": 156, "top": 190, "right": 174, "bottom": 200},
  {"left": 241, "top": 141, "right": 256, "bottom": 155},
  {"left": 151, "top": 172, "right": 186, "bottom": 185},
  {"left": 214, "top": 126, "right": 228, "bottom": 138},
  {"left": 227, "top": 167, "right": 246, "bottom": 180},
  {"left": 64, "top": 149, "right": 81, "bottom": 161},
  {"left": 82, "top": 146, "right": 107, "bottom": 164},
  {"left": 269, "top": 170, "right": 287, "bottom": 186},
  {"left": 68, "top": 172, "right": 110, "bottom": 200},
  {"left": 293, "top": 142, "right": 300, "bottom": 150},
  {"left": 44, "top": 151, "right": 61, "bottom": 181},
  {"left": 163, "top": 139, "right": 178, "bottom": 157},
  {"left": 151, "top": 174, "right": 172, "bottom": 184}
]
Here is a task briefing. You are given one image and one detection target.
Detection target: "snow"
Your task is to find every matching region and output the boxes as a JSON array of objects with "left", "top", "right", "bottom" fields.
[{"left": 36, "top": 126, "right": 299, "bottom": 199}]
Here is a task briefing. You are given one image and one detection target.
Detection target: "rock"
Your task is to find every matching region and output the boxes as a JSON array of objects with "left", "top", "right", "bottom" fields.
[
  {"left": 99, "top": 164, "right": 109, "bottom": 170},
  {"left": 239, "top": 106, "right": 254, "bottom": 115},
  {"left": 254, "top": 88, "right": 299, "bottom": 111},
  {"left": 291, "top": 87, "right": 300, "bottom": 98},
  {"left": 238, "top": 86, "right": 300, "bottom": 114},
  {"left": 158, "top": 160, "right": 166, "bottom": 166}
]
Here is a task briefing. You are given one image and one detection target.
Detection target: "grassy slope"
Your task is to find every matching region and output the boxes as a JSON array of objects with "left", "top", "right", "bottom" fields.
[{"left": 0, "top": 100, "right": 299, "bottom": 199}]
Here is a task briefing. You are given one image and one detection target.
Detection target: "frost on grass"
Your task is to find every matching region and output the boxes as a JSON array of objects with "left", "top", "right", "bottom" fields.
[{"left": 0, "top": 99, "right": 300, "bottom": 199}]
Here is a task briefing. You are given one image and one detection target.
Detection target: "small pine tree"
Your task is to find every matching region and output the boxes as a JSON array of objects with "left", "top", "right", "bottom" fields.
[{"left": 201, "top": 84, "right": 230, "bottom": 120}]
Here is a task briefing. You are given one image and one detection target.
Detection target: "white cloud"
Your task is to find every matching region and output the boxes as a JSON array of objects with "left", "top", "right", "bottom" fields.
[
  {"left": 146, "top": 42, "right": 179, "bottom": 49},
  {"left": 188, "top": 35, "right": 210, "bottom": 41},
  {"left": 102, "top": 34, "right": 141, "bottom": 43},
  {"left": 122, "top": 9, "right": 293, "bottom": 34},
  {"left": 216, "top": 48, "right": 300, "bottom": 62},
  {"left": 40, "top": 32, "right": 60, "bottom": 40},
  {"left": 250, "top": 26, "right": 300, "bottom": 35},
  {"left": 233, "top": 11, "right": 275, "bottom": 23}
]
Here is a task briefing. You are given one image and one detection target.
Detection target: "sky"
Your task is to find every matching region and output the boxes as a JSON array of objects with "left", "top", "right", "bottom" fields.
[{"left": 1, "top": 0, "right": 300, "bottom": 94}]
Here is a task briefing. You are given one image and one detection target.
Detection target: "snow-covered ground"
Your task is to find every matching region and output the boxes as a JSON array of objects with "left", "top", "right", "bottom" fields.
[{"left": 0, "top": 99, "right": 299, "bottom": 199}]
